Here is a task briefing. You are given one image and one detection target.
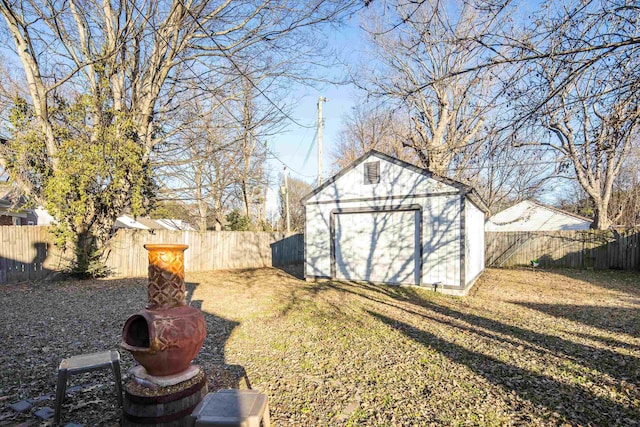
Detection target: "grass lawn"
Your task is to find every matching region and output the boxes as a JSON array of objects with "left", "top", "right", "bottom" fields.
[{"left": 1, "top": 266, "right": 639, "bottom": 426}]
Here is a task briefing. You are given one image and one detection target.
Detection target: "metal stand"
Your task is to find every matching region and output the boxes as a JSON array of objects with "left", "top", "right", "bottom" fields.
[{"left": 54, "top": 350, "right": 123, "bottom": 425}]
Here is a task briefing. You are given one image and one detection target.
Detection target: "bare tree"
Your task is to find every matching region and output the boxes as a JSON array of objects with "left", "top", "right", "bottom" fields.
[
  {"left": 455, "top": 0, "right": 640, "bottom": 103},
  {"left": 607, "top": 143, "right": 640, "bottom": 227},
  {"left": 510, "top": 1, "right": 640, "bottom": 229},
  {"left": 362, "top": 0, "right": 639, "bottom": 227},
  {"left": 155, "top": 22, "right": 320, "bottom": 231},
  {"left": 154, "top": 94, "right": 239, "bottom": 231},
  {"left": 235, "top": 77, "right": 268, "bottom": 224},
  {"left": 464, "top": 135, "right": 552, "bottom": 213},
  {"left": 331, "top": 102, "right": 418, "bottom": 171},
  {"left": 279, "top": 175, "right": 312, "bottom": 232},
  {"left": 357, "top": 0, "right": 504, "bottom": 177},
  {"left": 0, "top": 0, "right": 362, "bottom": 271}
]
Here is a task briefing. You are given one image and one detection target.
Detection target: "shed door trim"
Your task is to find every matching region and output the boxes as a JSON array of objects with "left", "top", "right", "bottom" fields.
[
  {"left": 307, "top": 191, "right": 460, "bottom": 205},
  {"left": 330, "top": 204, "right": 422, "bottom": 285}
]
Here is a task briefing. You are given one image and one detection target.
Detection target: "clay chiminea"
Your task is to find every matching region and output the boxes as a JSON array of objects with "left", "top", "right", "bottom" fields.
[{"left": 121, "top": 244, "right": 206, "bottom": 377}]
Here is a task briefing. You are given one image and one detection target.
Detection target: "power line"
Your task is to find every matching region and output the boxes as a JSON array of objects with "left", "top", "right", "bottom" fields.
[
  {"left": 446, "top": 152, "right": 640, "bottom": 173},
  {"left": 447, "top": 159, "right": 562, "bottom": 172},
  {"left": 171, "top": 2, "right": 323, "bottom": 176},
  {"left": 177, "top": 0, "right": 317, "bottom": 130},
  {"left": 302, "top": 127, "right": 319, "bottom": 169},
  {"left": 266, "top": 152, "right": 317, "bottom": 178},
  {"left": 125, "top": 1, "right": 316, "bottom": 179}
]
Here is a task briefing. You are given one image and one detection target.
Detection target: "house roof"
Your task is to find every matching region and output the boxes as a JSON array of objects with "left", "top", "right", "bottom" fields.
[
  {"left": 136, "top": 217, "right": 167, "bottom": 229},
  {"left": 0, "top": 183, "right": 28, "bottom": 211},
  {"left": 0, "top": 184, "right": 17, "bottom": 207},
  {"left": 114, "top": 215, "right": 167, "bottom": 230},
  {"left": 528, "top": 200, "right": 592, "bottom": 222},
  {"left": 487, "top": 200, "right": 592, "bottom": 231},
  {"left": 302, "top": 150, "right": 489, "bottom": 213},
  {"left": 114, "top": 215, "right": 196, "bottom": 231},
  {"left": 114, "top": 215, "right": 150, "bottom": 229},
  {"left": 156, "top": 219, "right": 198, "bottom": 231}
]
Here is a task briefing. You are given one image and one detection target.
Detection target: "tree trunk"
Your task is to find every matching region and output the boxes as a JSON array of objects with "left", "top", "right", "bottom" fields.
[
  {"left": 196, "top": 199, "right": 208, "bottom": 232},
  {"left": 242, "top": 179, "right": 251, "bottom": 218},
  {"left": 591, "top": 204, "right": 612, "bottom": 230}
]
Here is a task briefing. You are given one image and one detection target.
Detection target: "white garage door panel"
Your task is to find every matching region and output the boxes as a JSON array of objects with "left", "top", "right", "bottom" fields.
[{"left": 335, "top": 210, "right": 419, "bottom": 284}]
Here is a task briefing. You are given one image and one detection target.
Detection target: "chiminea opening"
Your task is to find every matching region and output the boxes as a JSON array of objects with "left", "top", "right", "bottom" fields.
[{"left": 124, "top": 315, "right": 150, "bottom": 348}]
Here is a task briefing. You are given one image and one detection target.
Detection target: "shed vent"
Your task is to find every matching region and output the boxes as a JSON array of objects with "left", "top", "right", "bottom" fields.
[{"left": 364, "top": 161, "right": 380, "bottom": 184}]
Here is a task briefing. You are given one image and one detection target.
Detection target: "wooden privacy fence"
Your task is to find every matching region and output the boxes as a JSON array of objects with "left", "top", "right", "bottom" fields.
[
  {"left": 4, "top": 227, "right": 637, "bottom": 284},
  {"left": 486, "top": 230, "right": 640, "bottom": 270},
  {"left": 104, "top": 230, "right": 304, "bottom": 276},
  {"left": 0, "top": 226, "right": 304, "bottom": 284},
  {"left": 0, "top": 226, "right": 68, "bottom": 284}
]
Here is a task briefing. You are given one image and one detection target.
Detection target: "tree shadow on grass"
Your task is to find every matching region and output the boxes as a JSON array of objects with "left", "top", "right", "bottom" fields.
[
  {"left": 421, "top": 300, "right": 639, "bottom": 387},
  {"left": 185, "top": 282, "right": 250, "bottom": 390},
  {"left": 337, "top": 282, "right": 640, "bottom": 386},
  {"left": 300, "top": 280, "right": 640, "bottom": 423},
  {"left": 531, "top": 268, "right": 640, "bottom": 300},
  {"left": 513, "top": 302, "right": 640, "bottom": 336},
  {"left": 367, "top": 309, "right": 639, "bottom": 426}
]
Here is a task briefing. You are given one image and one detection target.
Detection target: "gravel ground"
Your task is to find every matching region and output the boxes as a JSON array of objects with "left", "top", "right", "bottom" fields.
[{"left": 0, "top": 266, "right": 639, "bottom": 426}]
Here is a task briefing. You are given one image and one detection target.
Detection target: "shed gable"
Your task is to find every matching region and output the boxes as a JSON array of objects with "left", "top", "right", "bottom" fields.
[{"left": 306, "top": 153, "right": 458, "bottom": 204}]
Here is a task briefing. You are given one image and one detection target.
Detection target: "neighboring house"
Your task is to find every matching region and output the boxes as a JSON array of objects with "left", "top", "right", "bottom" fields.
[
  {"left": 155, "top": 219, "right": 198, "bottom": 231},
  {"left": 303, "top": 150, "right": 488, "bottom": 296},
  {"left": 0, "top": 185, "right": 29, "bottom": 225},
  {"left": 0, "top": 180, "right": 53, "bottom": 226},
  {"left": 486, "top": 200, "right": 591, "bottom": 232},
  {"left": 0, "top": 199, "right": 197, "bottom": 229},
  {"left": 31, "top": 206, "right": 56, "bottom": 225},
  {"left": 114, "top": 215, "right": 164, "bottom": 230},
  {"left": 114, "top": 215, "right": 197, "bottom": 231},
  {"left": 0, "top": 200, "right": 26, "bottom": 225}
]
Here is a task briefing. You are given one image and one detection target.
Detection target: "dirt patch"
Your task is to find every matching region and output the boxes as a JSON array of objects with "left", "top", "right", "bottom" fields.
[{"left": 1, "top": 267, "right": 638, "bottom": 426}]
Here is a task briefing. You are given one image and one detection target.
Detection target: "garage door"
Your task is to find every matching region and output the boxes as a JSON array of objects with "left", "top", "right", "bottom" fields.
[{"left": 334, "top": 209, "right": 420, "bottom": 285}]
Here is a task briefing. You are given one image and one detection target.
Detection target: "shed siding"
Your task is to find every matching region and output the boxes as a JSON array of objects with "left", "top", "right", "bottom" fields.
[
  {"left": 334, "top": 209, "right": 419, "bottom": 284},
  {"left": 465, "top": 199, "right": 485, "bottom": 286},
  {"left": 306, "top": 199, "right": 420, "bottom": 279},
  {"left": 422, "top": 194, "right": 461, "bottom": 287},
  {"left": 307, "top": 195, "right": 464, "bottom": 287},
  {"left": 305, "top": 203, "right": 333, "bottom": 278}
]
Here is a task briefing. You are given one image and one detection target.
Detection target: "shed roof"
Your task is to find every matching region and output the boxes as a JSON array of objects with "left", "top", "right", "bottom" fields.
[{"left": 302, "top": 150, "right": 489, "bottom": 213}]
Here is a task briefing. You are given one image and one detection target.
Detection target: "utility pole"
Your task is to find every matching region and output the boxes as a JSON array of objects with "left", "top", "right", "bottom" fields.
[
  {"left": 282, "top": 166, "right": 291, "bottom": 232},
  {"left": 317, "top": 96, "right": 327, "bottom": 187}
]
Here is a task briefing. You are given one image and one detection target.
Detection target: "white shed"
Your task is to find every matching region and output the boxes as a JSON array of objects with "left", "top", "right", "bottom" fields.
[
  {"left": 486, "top": 200, "right": 591, "bottom": 231},
  {"left": 303, "top": 151, "right": 488, "bottom": 296}
]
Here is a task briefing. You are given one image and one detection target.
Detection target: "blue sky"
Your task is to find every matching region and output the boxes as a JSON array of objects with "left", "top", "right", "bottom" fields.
[
  {"left": 264, "top": 82, "right": 360, "bottom": 216},
  {"left": 267, "top": 83, "right": 359, "bottom": 181},
  {"left": 264, "top": 21, "right": 365, "bottom": 213},
  {"left": 268, "top": 19, "right": 365, "bottom": 180}
]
